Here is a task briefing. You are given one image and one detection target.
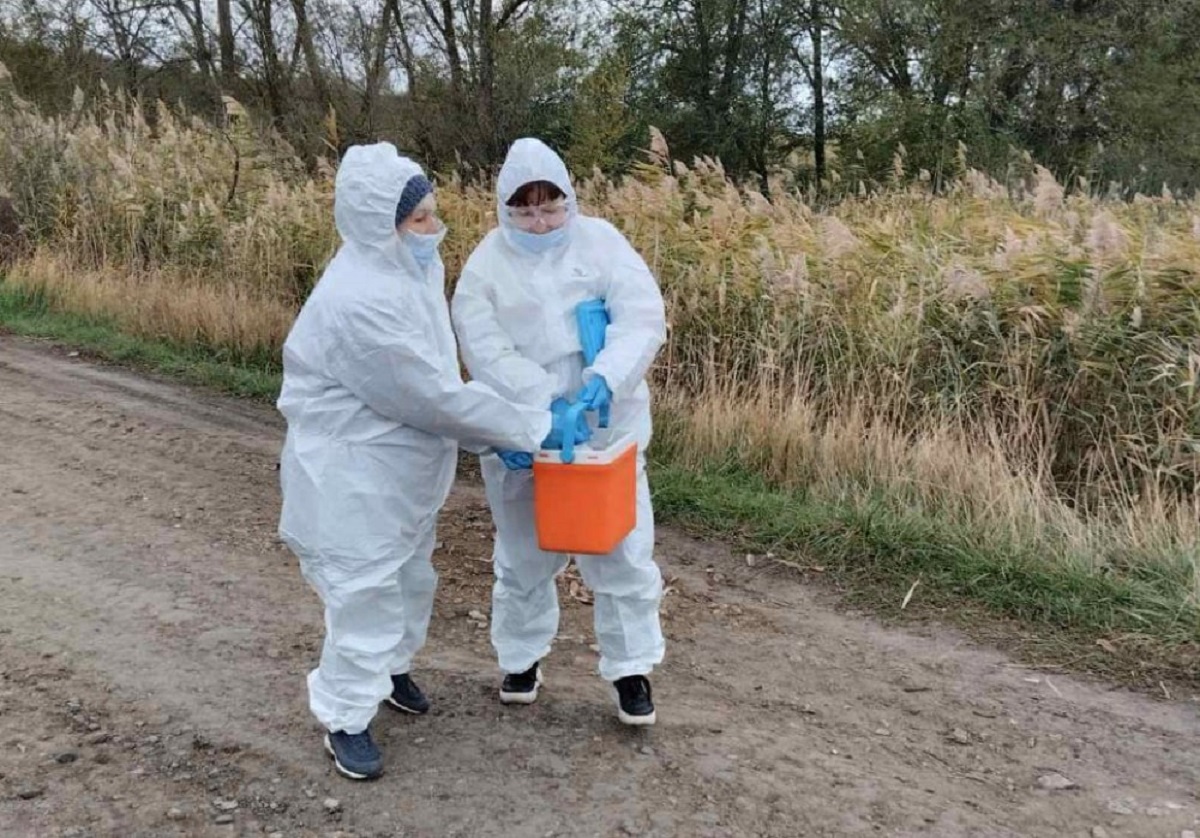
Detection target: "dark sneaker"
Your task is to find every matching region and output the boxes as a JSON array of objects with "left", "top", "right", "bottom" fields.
[
  {"left": 613, "top": 675, "right": 656, "bottom": 726},
  {"left": 499, "top": 662, "right": 543, "bottom": 705},
  {"left": 385, "top": 673, "right": 430, "bottom": 715},
  {"left": 324, "top": 730, "right": 383, "bottom": 781}
]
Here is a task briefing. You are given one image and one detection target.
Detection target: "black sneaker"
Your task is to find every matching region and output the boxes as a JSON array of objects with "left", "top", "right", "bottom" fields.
[
  {"left": 499, "top": 662, "right": 543, "bottom": 705},
  {"left": 613, "top": 675, "right": 656, "bottom": 726},
  {"left": 384, "top": 673, "right": 430, "bottom": 715},
  {"left": 324, "top": 729, "right": 383, "bottom": 781}
]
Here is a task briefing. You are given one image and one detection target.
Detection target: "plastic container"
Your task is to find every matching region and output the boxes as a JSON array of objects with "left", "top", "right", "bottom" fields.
[{"left": 533, "top": 429, "right": 637, "bottom": 555}]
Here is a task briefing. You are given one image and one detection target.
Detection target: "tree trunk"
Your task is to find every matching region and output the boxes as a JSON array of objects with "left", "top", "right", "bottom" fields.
[
  {"left": 477, "top": 0, "right": 497, "bottom": 160},
  {"left": 440, "top": 0, "right": 463, "bottom": 93},
  {"left": 290, "top": 0, "right": 330, "bottom": 111},
  {"left": 100, "top": 1, "right": 141, "bottom": 95},
  {"left": 244, "top": 0, "right": 289, "bottom": 131},
  {"left": 690, "top": 1, "right": 716, "bottom": 141},
  {"left": 360, "top": 0, "right": 394, "bottom": 134},
  {"left": 755, "top": 0, "right": 774, "bottom": 194},
  {"left": 177, "top": 0, "right": 216, "bottom": 81},
  {"left": 811, "top": 0, "right": 826, "bottom": 188},
  {"left": 388, "top": 0, "right": 420, "bottom": 94},
  {"left": 717, "top": 0, "right": 750, "bottom": 112},
  {"left": 218, "top": 0, "right": 237, "bottom": 86}
]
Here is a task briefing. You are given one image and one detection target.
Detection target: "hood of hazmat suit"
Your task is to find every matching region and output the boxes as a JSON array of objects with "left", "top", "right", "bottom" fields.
[
  {"left": 451, "top": 138, "right": 668, "bottom": 684},
  {"left": 494, "top": 137, "right": 579, "bottom": 254}
]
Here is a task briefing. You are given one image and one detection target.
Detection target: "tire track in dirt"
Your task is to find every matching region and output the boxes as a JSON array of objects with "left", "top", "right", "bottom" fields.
[{"left": 1, "top": 335, "right": 1198, "bottom": 837}]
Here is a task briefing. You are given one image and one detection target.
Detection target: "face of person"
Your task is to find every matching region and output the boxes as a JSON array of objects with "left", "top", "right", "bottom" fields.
[
  {"left": 507, "top": 182, "right": 568, "bottom": 234},
  {"left": 509, "top": 200, "right": 568, "bottom": 234},
  {"left": 398, "top": 193, "right": 441, "bottom": 235}
]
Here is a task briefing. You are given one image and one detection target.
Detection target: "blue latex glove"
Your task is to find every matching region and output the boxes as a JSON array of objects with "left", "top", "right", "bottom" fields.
[
  {"left": 576, "top": 299, "right": 609, "bottom": 365},
  {"left": 497, "top": 450, "right": 533, "bottom": 470},
  {"left": 576, "top": 376, "right": 611, "bottom": 412},
  {"left": 542, "top": 398, "right": 592, "bottom": 450},
  {"left": 576, "top": 375, "right": 612, "bottom": 428}
]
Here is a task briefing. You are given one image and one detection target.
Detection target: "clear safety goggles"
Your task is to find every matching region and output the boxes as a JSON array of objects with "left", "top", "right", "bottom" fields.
[{"left": 507, "top": 201, "right": 569, "bottom": 226}]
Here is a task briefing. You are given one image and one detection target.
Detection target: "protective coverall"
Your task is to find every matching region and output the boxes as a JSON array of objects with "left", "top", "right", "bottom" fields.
[
  {"left": 451, "top": 138, "right": 668, "bottom": 683},
  {"left": 278, "top": 143, "right": 551, "bottom": 734}
]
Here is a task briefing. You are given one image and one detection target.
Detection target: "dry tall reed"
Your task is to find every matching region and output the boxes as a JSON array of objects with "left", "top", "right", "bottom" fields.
[{"left": 1, "top": 73, "right": 1197, "bottom": 595}]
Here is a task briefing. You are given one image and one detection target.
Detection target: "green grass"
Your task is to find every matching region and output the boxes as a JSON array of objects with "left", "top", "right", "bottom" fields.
[
  {"left": 648, "top": 461, "right": 1200, "bottom": 687},
  {"left": 3, "top": 280, "right": 1197, "bottom": 690},
  {"left": 0, "top": 284, "right": 281, "bottom": 400}
]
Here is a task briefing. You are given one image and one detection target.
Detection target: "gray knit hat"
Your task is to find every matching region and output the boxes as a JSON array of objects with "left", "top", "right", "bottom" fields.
[{"left": 395, "top": 174, "right": 433, "bottom": 226}]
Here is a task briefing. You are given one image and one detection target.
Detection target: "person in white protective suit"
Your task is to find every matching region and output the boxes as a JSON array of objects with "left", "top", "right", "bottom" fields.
[
  {"left": 277, "top": 142, "right": 590, "bottom": 781},
  {"left": 451, "top": 138, "right": 668, "bottom": 726}
]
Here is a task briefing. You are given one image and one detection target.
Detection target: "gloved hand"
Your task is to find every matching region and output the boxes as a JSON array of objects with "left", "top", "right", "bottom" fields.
[
  {"left": 576, "top": 375, "right": 611, "bottom": 428},
  {"left": 542, "top": 397, "right": 592, "bottom": 450},
  {"left": 576, "top": 375, "right": 611, "bottom": 412},
  {"left": 497, "top": 450, "right": 533, "bottom": 470}
]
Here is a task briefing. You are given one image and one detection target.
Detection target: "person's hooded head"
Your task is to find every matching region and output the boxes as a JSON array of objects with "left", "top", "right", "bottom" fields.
[
  {"left": 334, "top": 142, "right": 445, "bottom": 272},
  {"left": 496, "top": 138, "right": 577, "bottom": 255}
]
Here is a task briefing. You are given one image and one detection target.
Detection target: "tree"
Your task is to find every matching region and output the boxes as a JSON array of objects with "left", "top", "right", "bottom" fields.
[
  {"left": 290, "top": 0, "right": 330, "bottom": 113},
  {"left": 565, "top": 51, "right": 638, "bottom": 173},
  {"left": 784, "top": 0, "right": 838, "bottom": 189},
  {"left": 88, "top": 0, "right": 176, "bottom": 95},
  {"left": 217, "top": 0, "right": 236, "bottom": 83},
  {"left": 384, "top": 0, "right": 580, "bottom": 170},
  {"left": 610, "top": 0, "right": 806, "bottom": 184},
  {"left": 807, "top": 0, "right": 826, "bottom": 186},
  {"left": 238, "top": 0, "right": 291, "bottom": 130},
  {"left": 171, "top": 0, "right": 216, "bottom": 83},
  {"left": 4, "top": 0, "right": 1200, "bottom": 192}
]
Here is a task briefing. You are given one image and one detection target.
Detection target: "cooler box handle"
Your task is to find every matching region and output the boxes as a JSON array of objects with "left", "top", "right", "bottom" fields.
[{"left": 557, "top": 401, "right": 589, "bottom": 465}]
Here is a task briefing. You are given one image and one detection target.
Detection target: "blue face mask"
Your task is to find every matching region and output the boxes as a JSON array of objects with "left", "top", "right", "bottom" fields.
[
  {"left": 508, "top": 225, "right": 569, "bottom": 255},
  {"left": 402, "top": 226, "right": 446, "bottom": 270}
]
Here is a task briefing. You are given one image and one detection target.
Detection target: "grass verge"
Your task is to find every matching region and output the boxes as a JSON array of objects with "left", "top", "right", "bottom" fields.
[
  {"left": 651, "top": 462, "right": 1200, "bottom": 691},
  {"left": 0, "top": 285, "right": 281, "bottom": 400},
  {"left": 3, "top": 281, "right": 1197, "bottom": 693}
]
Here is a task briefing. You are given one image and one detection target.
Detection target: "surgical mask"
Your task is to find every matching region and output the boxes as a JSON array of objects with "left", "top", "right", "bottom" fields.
[
  {"left": 402, "top": 226, "right": 446, "bottom": 270},
  {"left": 508, "top": 225, "right": 568, "bottom": 255}
]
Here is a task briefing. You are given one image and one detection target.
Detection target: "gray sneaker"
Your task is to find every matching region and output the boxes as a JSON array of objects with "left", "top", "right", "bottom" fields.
[{"left": 324, "top": 729, "right": 383, "bottom": 780}]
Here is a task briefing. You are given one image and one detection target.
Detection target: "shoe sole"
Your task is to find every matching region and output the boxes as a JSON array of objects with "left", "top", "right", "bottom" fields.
[
  {"left": 617, "top": 707, "right": 657, "bottom": 726},
  {"left": 611, "top": 688, "right": 657, "bottom": 726},
  {"left": 324, "top": 734, "right": 382, "bottom": 781},
  {"left": 383, "top": 695, "right": 429, "bottom": 715},
  {"left": 499, "top": 667, "right": 544, "bottom": 705}
]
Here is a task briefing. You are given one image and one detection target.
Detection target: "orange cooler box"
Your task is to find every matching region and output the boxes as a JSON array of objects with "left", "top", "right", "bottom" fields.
[{"left": 532, "top": 434, "right": 637, "bottom": 555}]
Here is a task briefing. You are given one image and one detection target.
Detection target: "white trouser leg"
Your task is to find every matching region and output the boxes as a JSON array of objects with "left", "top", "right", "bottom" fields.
[
  {"left": 574, "top": 459, "right": 664, "bottom": 681},
  {"left": 482, "top": 456, "right": 568, "bottom": 674},
  {"left": 299, "top": 539, "right": 428, "bottom": 734},
  {"left": 385, "top": 522, "right": 439, "bottom": 676}
]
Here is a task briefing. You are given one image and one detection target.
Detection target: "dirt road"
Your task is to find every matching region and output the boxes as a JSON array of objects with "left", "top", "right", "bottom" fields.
[{"left": 0, "top": 335, "right": 1198, "bottom": 838}]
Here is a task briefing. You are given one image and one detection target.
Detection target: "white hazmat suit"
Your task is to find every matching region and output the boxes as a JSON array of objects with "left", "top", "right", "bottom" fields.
[
  {"left": 451, "top": 138, "right": 667, "bottom": 683},
  {"left": 278, "top": 143, "right": 551, "bottom": 734}
]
